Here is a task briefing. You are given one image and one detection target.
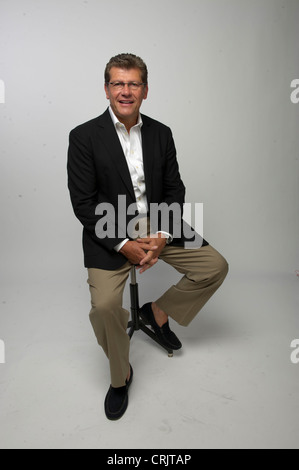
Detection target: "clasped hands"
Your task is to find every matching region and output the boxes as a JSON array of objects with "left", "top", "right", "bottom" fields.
[{"left": 119, "top": 233, "right": 167, "bottom": 274}]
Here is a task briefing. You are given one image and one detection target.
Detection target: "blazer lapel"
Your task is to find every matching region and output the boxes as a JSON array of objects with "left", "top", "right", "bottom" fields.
[
  {"left": 141, "top": 115, "right": 154, "bottom": 203},
  {"left": 97, "top": 109, "right": 135, "bottom": 201}
]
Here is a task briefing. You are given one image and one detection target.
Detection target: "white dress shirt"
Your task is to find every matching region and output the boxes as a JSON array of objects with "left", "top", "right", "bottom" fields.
[
  {"left": 109, "top": 106, "right": 148, "bottom": 215},
  {"left": 109, "top": 107, "right": 170, "bottom": 251}
]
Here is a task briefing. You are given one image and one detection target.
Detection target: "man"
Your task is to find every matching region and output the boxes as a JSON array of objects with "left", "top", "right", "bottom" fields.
[{"left": 67, "top": 53, "right": 228, "bottom": 420}]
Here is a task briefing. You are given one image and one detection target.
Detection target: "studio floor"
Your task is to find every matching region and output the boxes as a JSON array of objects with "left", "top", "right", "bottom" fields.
[{"left": 0, "top": 264, "right": 298, "bottom": 449}]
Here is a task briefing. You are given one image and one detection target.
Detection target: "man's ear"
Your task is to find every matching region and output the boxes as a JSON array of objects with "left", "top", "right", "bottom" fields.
[
  {"left": 104, "top": 83, "right": 110, "bottom": 100},
  {"left": 143, "top": 85, "right": 149, "bottom": 100}
]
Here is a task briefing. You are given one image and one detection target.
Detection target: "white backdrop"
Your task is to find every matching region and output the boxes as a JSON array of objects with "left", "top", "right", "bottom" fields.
[
  {"left": 1, "top": 0, "right": 299, "bottom": 450},
  {"left": 0, "top": 0, "right": 298, "bottom": 281}
]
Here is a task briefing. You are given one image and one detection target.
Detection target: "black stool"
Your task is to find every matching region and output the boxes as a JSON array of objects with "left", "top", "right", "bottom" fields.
[{"left": 127, "top": 265, "right": 173, "bottom": 357}]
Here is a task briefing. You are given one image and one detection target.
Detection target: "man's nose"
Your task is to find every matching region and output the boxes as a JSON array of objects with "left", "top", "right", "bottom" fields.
[{"left": 121, "top": 84, "right": 132, "bottom": 94}]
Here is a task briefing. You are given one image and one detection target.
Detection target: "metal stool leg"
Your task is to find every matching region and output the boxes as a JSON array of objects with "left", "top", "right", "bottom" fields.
[
  {"left": 127, "top": 266, "right": 173, "bottom": 357},
  {"left": 127, "top": 266, "right": 140, "bottom": 337}
]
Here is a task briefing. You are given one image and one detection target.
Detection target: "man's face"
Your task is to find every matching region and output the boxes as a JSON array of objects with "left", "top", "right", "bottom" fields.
[{"left": 105, "top": 67, "right": 148, "bottom": 128}]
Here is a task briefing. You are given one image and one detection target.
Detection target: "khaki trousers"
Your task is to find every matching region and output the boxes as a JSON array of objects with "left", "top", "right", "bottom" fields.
[{"left": 87, "top": 243, "right": 228, "bottom": 387}]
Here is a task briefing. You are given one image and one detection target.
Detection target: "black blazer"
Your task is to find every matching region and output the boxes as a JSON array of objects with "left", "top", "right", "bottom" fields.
[{"left": 67, "top": 108, "right": 207, "bottom": 269}]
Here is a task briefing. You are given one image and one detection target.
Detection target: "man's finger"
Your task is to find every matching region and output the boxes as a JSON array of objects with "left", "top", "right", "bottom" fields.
[
  {"left": 137, "top": 257, "right": 158, "bottom": 274},
  {"left": 139, "top": 251, "right": 154, "bottom": 265},
  {"left": 136, "top": 237, "right": 159, "bottom": 243},
  {"left": 137, "top": 243, "right": 158, "bottom": 252}
]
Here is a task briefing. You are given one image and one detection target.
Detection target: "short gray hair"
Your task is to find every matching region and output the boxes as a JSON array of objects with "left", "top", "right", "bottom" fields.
[{"left": 104, "top": 53, "right": 148, "bottom": 84}]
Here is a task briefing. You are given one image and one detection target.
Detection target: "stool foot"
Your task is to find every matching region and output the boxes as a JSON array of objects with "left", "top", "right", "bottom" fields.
[{"left": 168, "top": 353, "right": 173, "bottom": 358}]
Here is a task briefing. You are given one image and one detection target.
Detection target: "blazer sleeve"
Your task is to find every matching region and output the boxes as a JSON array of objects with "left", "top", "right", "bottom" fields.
[{"left": 163, "top": 128, "right": 185, "bottom": 206}]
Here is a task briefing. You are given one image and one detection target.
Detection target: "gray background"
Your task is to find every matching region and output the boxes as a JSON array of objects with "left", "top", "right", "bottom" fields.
[{"left": 0, "top": 0, "right": 298, "bottom": 449}]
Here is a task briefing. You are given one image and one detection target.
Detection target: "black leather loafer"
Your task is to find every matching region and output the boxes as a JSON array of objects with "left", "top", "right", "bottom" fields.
[
  {"left": 104, "top": 364, "right": 133, "bottom": 420},
  {"left": 140, "top": 303, "right": 182, "bottom": 350}
]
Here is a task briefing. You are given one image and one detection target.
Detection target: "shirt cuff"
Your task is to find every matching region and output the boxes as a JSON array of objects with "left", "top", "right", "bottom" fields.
[
  {"left": 156, "top": 231, "right": 173, "bottom": 244},
  {"left": 114, "top": 238, "right": 129, "bottom": 252}
]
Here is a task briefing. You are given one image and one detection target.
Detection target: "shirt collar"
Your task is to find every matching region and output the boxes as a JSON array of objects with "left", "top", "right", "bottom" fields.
[{"left": 108, "top": 106, "right": 143, "bottom": 129}]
